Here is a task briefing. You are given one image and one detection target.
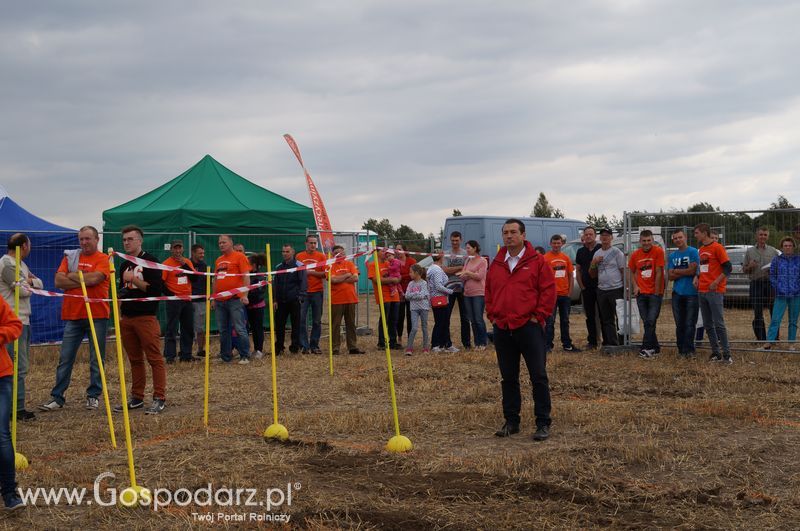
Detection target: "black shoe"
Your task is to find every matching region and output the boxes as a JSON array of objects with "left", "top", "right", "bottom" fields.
[
  {"left": 494, "top": 422, "right": 520, "bottom": 437},
  {"left": 709, "top": 353, "right": 723, "bottom": 362},
  {"left": 311, "top": 348, "right": 323, "bottom": 355},
  {"left": 165, "top": 358, "right": 176, "bottom": 364},
  {"left": 389, "top": 343, "right": 402, "bottom": 350},
  {"left": 113, "top": 398, "right": 144, "bottom": 412},
  {"left": 17, "top": 409, "right": 36, "bottom": 421},
  {"left": 377, "top": 343, "right": 386, "bottom": 349},
  {"left": 563, "top": 345, "right": 582, "bottom": 352},
  {"left": 586, "top": 343, "right": 598, "bottom": 351},
  {"left": 300, "top": 348, "right": 309, "bottom": 354},
  {"left": 194, "top": 350, "right": 206, "bottom": 359},
  {"left": 179, "top": 357, "right": 197, "bottom": 362},
  {"left": 275, "top": 349, "right": 284, "bottom": 356},
  {"left": 533, "top": 425, "right": 550, "bottom": 441},
  {"left": 349, "top": 348, "right": 366, "bottom": 354}
]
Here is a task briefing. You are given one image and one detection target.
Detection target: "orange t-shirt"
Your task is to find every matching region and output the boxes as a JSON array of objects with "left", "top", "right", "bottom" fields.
[
  {"left": 367, "top": 259, "right": 400, "bottom": 304},
  {"left": 214, "top": 251, "right": 252, "bottom": 301},
  {"left": 698, "top": 242, "right": 729, "bottom": 293},
  {"left": 57, "top": 251, "right": 111, "bottom": 320},
  {"left": 543, "top": 251, "right": 573, "bottom": 297},
  {"left": 329, "top": 260, "right": 359, "bottom": 305},
  {"left": 295, "top": 250, "right": 327, "bottom": 293},
  {"left": 0, "top": 295, "right": 23, "bottom": 377},
  {"left": 628, "top": 246, "right": 665, "bottom": 295},
  {"left": 162, "top": 256, "right": 196, "bottom": 297}
]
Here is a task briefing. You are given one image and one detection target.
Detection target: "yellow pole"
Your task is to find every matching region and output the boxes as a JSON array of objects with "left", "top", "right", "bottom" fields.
[
  {"left": 78, "top": 271, "right": 116, "bottom": 448},
  {"left": 371, "top": 248, "right": 412, "bottom": 453},
  {"left": 327, "top": 251, "right": 334, "bottom": 376},
  {"left": 203, "top": 266, "right": 211, "bottom": 426},
  {"left": 11, "top": 246, "right": 28, "bottom": 469},
  {"left": 107, "top": 248, "right": 149, "bottom": 506},
  {"left": 263, "top": 243, "right": 288, "bottom": 441}
]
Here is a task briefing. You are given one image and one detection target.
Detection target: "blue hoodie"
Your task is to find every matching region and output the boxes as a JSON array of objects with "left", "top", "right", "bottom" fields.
[{"left": 769, "top": 253, "right": 800, "bottom": 297}]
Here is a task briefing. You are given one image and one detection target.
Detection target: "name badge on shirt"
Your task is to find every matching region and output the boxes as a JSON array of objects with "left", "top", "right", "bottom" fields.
[
  {"left": 641, "top": 269, "right": 652, "bottom": 278},
  {"left": 178, "top": 276, "right": 188, "bottom": 285},
  {"left": 217, "top": 272, "right": 227, "bottom": 279},
  {"left": 555, "top": 270, "right": 566, "bottom": 278},
  {"left": 700, "top": 264, "right": 709, "bottom": 273}
]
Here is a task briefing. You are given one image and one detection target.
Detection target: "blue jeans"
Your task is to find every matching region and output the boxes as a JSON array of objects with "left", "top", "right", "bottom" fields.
[
  {"left": 50, "top": 319, "right": 108, "bottom": 405},
  {"left": 0, "top": 376, "right": 16, "bottom": 501},
  {"left": 407, "top": 309, "right": 429, "bottom": 350},
  {"left": 545, "top": 296, "right": 572, "bottom": 349},
  {"left": 300, "top": 291, "right": 323, "bottom": 350},
  {"left": 698, "top": 292, "right": 730, "bottom": 356},
  {"left": 464, "top": 295, "right": 489, "bottom": 347},
  {"left": 671, "top": 293, "right": 699, "bottom": 354},
  {"left": 6, "top": 324, "right": 29, "bottom": 410},
  {"left": 216, "top": 298, "right": 251, "bottom": 361},
  {"left": 636, "top": 294, "right": 663, "bottom": 351},
  {"left": 767, "top": 296, "right": 800, "bottom": 342}
]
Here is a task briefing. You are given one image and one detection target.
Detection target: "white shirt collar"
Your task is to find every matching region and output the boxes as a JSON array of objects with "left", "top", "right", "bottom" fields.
[{"left": 505, "top": 247, "right": 525, "bottom": 272}]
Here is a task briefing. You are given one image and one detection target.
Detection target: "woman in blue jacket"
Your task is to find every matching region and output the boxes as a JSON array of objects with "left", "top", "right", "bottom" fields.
[{"left": 764, "top": 237, "right": 800, "bottom": 349}]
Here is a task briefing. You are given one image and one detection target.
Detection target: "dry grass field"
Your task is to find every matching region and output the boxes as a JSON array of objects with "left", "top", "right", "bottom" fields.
[{"left": 2, "top": 304, "right": 800, "bottom": 529}]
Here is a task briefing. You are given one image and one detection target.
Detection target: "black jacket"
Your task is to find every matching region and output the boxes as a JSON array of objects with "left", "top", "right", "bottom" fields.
[{"left": 273, "top": 260, "right": 307, "bottom": 303}]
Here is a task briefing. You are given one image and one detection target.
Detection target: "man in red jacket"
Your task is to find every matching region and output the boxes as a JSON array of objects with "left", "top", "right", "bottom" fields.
[{"left": 486, "top": 218, "right": 556, "bottom": 441}]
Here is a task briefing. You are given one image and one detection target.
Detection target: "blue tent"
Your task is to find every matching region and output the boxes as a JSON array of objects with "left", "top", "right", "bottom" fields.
[{"left": 0, "top": 192, "right": 77, "bottom": 343}]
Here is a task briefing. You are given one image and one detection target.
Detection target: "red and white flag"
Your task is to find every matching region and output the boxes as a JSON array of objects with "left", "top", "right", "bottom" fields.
[{"left": 283, "top": 134, "right": 335, "bottom": 252}]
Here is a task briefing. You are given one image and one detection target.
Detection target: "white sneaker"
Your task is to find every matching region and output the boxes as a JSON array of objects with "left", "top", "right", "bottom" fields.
[
  {"left": 431, "top": 347, "right": 443, "bottom": 353},
  {"left": 445, "top": 346, "right": 460, "bottom": 353},
  {"left": 238, "top": 357, "right": 251, "bottom": 365},
  {"left": 38, "top": 399, "right": 63, "bottom": 411},
  {"left": 253, "top": 350, "right": 265, "bottom": 359},
  {"left": 85, "top": 397, "right": 99, "bottom": 410}
]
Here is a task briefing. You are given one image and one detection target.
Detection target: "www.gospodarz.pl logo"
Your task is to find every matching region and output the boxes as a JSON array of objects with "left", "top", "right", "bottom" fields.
[{"left": 18, "top": 472, "right": 298, "bottom": 515}]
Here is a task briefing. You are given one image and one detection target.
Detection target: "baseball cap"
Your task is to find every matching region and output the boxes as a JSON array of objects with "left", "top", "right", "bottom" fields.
[
  {"left": 170, "top": 239, "right": 184, "bottom": 248},
  {"left": 598, "top": 227, "right": 613, "bottom": 235}
]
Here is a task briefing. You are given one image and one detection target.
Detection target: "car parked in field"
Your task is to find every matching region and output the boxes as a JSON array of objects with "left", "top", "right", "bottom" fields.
[{"left": 724, "top": 245, "right": 753, "bottom": 306}]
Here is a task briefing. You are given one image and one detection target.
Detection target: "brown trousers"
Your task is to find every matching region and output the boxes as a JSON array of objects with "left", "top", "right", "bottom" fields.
[
  {"left": 121, "top": 316, "right": 167, "bottom": 400},
  {"left": 331, "top": 303, "right": 358, "bottom": 353}
]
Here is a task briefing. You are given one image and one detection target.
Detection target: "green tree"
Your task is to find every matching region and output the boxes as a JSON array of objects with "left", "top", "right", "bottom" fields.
[
  {"left": 531, "top": 192, "right": 564, "bottom": 218},
  {"left": 585, "top": 213, "right": 622, "bottom": 230}
]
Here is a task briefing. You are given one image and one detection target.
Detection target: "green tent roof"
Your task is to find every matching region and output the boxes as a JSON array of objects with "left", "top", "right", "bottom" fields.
[{"left": 103, "top": 155, "right": 315, "bottom": 234}]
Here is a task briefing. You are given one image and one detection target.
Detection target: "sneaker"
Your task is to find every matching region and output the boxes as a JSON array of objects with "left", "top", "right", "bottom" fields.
[
  {"left": 533, "top": 425, "right": 550, "bottom": 441},
  {"left": 722, "top": 355, "right": 733, "bottom": 365},
  {"left": 348, "top": 348, "right": 366, "bottom": 355},
  {"left": 758, "top": 344, "right": 772, "bottom": 351},
  {"left": 17, "top": 409, "right": 36, "bottom": 421},
  {"left": 300, "top": 348, "right": 310, "bottom": 354},
  {"left": 708, "top": 353, "right": 723, "bottom": 362},
  {"left": 311, "top": 348, "right": 323, "bottom": 355},
  {"left": 238, "top": 357, "right": 251, "bottom": 365},
  {"left": 422, "top": 348, "right": 430, "bottom": 354},
  {"left": 113, "top": 398, "right": 145, "bottom": 412},
  {"left": 405, "top": 349, "right": 413, "bottom": 356},
  {"left": 431, "top": 346, "right": 443, "bottom": 353},
  {"left": 145, "top": 398, "right": 166, "bottom": 415},
  {"left": 563, "top": 345, "right": 581, "bottom": 352},
  {"left": 3, "top": 494, "right": 24, "bottom": 511},
  {"left": 638, "top": 349, "right": 652, "bottom": 359},
  {"left": 38, "top": 399, "right": 63, "bottom": 412},
  {"left": 445, "top": 346, "right": 460, "bottom": 353},
  {"left": 85, "top": 397, "right": 99, "bottom": 410},
  {"left": 253, "top": 350, "right": 265, "bottom": 359}
]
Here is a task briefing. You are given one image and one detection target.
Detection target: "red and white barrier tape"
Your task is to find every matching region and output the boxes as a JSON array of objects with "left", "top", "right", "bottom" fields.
[{"left": 18, "top": 280, "right": 269, "bottom": 303}]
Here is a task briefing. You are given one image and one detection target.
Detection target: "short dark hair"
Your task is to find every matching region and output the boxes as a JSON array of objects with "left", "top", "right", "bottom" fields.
[
  {"left": 121, "top": 225, "right": 143, "bottom": 239},
  {"left": 305, "top": 235, "right": 318, "bottom": 242},
  {"left": 583, "top": 226, "right": 596, "bottom": 235},
  {"left": 550, "top": 234, "right": 563, "bottom": 243},
  {"left": 466, "top": 239, "right": 481, "bottom": 253},
  {"left": 640, "top": 229, "right": 653, "bottom": 238},
  {"left": 694, "top": 223, "right": 711, "bottom": 236},
  {"left": 190, "top": 244, "right": 204, "bottom": 253},
  {"left": 449, "top": 231, "right": 462, "bottom": 239},
  {"left": 395, "top": 243, "right": 407, "bottom": 251},
  {"left": 534, "top": 246, "right": 546, "bottom": 254},
  {"left": 503, "top": 218, "right": 526, "bottom": 233},
  {"left": 7, "top": 233, "right": 29, "bottom": 251},
  {"left": 780, "top": 236, "right": 796, "bottom": 247},
  {"left": 78, "top": 225, "right": 99, "bottom": 238},
  {"left": 282, "top": 244, "right": 294, "bottom": 251},
  {"left": 432, "top": 250, "right": 443, "bottom": 262},
  {"left": 410, "top": 263, "right": 426, "bottom": 280},
  {"left": 672, "top": 229, "right": 685, "bottom": 236},
  {"left": 332, "top": 244, "right": 345, "bottom": 253},
  {"left": 756, "top": 226, "right": 769, "bottom": 233}
]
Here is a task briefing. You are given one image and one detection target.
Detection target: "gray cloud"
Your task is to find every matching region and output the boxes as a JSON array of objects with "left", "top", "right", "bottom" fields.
[{"left": 1, "top": 1, "right": 799, "bottom": 236}]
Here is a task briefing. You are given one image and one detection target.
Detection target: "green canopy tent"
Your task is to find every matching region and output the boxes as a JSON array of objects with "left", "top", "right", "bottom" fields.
[{"left": 102, "top": 154, "right": 316, "bottom": 334}]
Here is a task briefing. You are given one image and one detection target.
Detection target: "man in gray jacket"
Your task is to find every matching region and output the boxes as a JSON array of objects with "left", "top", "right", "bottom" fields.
[{"left": 0, "top": 233, "right": 43, "bottom": 421}]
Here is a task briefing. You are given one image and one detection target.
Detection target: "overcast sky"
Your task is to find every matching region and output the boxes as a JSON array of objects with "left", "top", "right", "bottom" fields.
[{"left": 1, "top": 1, "right": 799, "bottom": 236}]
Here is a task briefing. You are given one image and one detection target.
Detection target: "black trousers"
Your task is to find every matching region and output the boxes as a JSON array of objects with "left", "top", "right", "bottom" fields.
[
  {"left": 493, "top": 322, "right": 551, "bottom": 428},
  {"left": 396, "top": 300, "right": 412, "bottom": 340},
  {"left": 275, "top": 300, "right": 301, "bottom": 352},
  {"left": 750, "top": 279, "right": 774, "bottom": 341},
  {"left": 247, "top": 307, "right": 265, "bottom": 353},
  {"left": 446, "top": 291, "right": 471, "bottom": 348},
  {"left": 581, "top": 287, "right": 600, "bottom": 346},
  {"left": 164, "top": 300, "right": 194, "bottom": 361},
  {"left": 377, "top": 301, "right": 399, "bottom": 347},
  {"left": 597, "top": 287, "right": 623, "bottom": 346}
]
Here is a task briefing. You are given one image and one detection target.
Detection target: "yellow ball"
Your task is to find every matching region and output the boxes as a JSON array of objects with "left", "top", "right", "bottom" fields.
[
  {"left": 15, "top": 452, "right": 29, "bottom": 470},
  {"left": 263, "top": 423, "right": 289, "bottom": 441},
  {"left": 385, "top": 435, "right": 413, "bottom": 453},
  {"left": 119, "top": 485, "right": 151, "bottom": 508}
]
